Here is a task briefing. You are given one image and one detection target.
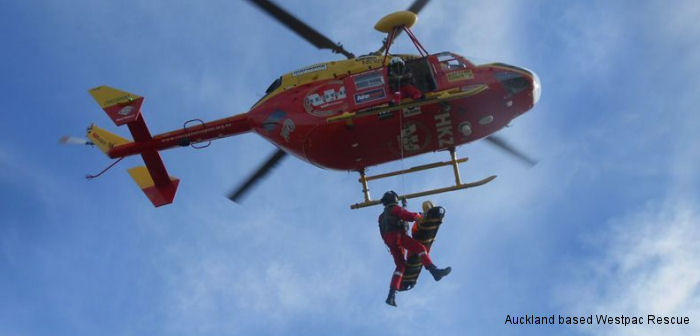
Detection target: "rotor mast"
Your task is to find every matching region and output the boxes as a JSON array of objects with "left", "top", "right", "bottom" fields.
[{"left": 374, "top": 11, "right": 429, "bottom": 61}]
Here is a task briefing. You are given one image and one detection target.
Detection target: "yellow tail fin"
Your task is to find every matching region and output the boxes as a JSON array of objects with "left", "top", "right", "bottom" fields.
[
  {"left": 127, "top": 166, "right": 179, "bottom": 207},
  {"left": 88, "top": 86, "right": 144, "bottom": 126},
  {"left": 89, "top": 86, "right": 142, "bottom": 109}
]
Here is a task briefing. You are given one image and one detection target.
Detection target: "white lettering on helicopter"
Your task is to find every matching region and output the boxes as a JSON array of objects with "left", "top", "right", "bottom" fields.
[
  {"left": 401, "top": 123, "right": 420, "bottom": 152},
  {"left": 403, "top": 106, "right": 421, "bottom": 117},
  {"left": 292, "top": 64, "right": 327, "bottom": 77},
  {"left": 159, "top": 123, "right": 233, "bottom": 143},
  {"left": 306, "top": 86, "right": 346, "bottom": 107},
  {"left": 354, "top": 88, "right": 385, "bottom": 104},
  {"left": 434, "top": 112, "right": 454, "bottom": 148},
  {"left": 281, "top": 118, "right": 295, "bottom": 142}
]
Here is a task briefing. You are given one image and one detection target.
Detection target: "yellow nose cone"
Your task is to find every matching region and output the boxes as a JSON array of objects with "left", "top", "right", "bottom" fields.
[{"left": 374, "top": 11, "right": 418, "bottom": 33}]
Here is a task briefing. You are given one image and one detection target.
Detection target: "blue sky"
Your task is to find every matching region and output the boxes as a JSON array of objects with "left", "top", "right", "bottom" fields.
[{"left": 1, "top": 0, "right": 699, "bottom": 335}]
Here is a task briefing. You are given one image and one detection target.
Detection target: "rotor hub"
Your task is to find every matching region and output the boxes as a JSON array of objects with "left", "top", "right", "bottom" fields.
[{"left": 374, "top": 11, "right": 418, "bottom": 33}]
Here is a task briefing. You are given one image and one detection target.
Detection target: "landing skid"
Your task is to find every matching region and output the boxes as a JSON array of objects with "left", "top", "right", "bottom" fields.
[{"left": 350, "top": 148, "right": 496, "bottom": 209}]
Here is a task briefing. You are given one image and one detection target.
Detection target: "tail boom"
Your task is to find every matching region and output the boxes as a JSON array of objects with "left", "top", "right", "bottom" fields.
[{"left": 106, "top": 113, "right": 251, "bottom": 159}]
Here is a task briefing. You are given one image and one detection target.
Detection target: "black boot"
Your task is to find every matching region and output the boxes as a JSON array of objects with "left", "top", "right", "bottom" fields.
[
  {"left": 427, "top": 265, "right": 451, "bottom": 281},
  {"left": 385, "top": 289, "right": 397, "bottom": 307}
]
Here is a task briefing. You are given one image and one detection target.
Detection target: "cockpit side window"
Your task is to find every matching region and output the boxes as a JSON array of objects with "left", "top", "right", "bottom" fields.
[
  {"left": 251, "top": 76, "right": 284, "bottom": 108},
  {"left": 436, "top": 52, "right": 467, "bottom": 70}
]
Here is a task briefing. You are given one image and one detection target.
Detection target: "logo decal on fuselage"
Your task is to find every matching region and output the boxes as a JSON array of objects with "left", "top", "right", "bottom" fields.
[
  {"left": 281, "top": 118, "right": 295, "bottom": 142},
  {"left": 304, "top": 80, "right": 348, "bottom": 117},
  {"left": 118, "top": 105, "right": 134, "bottom": 116}
]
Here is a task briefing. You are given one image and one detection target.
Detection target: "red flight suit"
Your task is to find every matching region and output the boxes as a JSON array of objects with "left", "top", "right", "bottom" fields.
[{"left": 379, "top": 204, "right": 435, "bottom": 290}]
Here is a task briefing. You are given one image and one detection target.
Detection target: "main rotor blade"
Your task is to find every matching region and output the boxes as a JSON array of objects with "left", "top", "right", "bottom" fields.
[
  {"left": 484, "top": 135, "right": 538, "bottom": 167},
  {"left": 247, "top": 0, "right": 355, "bottom": 59},
  {"left": 407, "top": 0, "right": 430, "bottom": 15},
  {"left": 375, "top": 0, "right": 430, "bottom": 54},
  {"left": 228, "top": 148, "right": 287, "bottom": 202}
]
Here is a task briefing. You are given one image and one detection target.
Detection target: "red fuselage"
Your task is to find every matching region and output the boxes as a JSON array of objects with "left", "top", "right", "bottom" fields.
[{"left": 247, "top": 52, "right": 539, "bottom": 171}]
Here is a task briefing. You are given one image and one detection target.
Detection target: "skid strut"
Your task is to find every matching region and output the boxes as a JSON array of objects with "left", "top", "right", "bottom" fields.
[{"left": 350, "top": 148, "right": 496, "bottom": 209}]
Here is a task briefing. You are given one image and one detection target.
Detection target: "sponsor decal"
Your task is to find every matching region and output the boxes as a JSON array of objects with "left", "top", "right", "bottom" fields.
[
  {"left": 356, "top": 55, "right": 382, "bottom": 65},
  {"left": 352, "top": 69, "right": 384, "bottom": 90},
  {"left": 304, "top": 80, "right": 348, "bottom": 117},
  {"left": 88, "top": 130, "right": 108, "bottom": 148},
  {"left": 281, "top": 118, "right": 295, "bottom": 142},
  {"left": 403, "top": 106, "right": 421, "bottom": 117},
  {"left": 262, "top": 109, "right": 287, "bottom": 132},
  {"left": 447, "top": 69, "right": 474, "bottom": 82},
  {"left": 292, "top": 64, "right": 327, "bottom": 77},
  {"left": 434, "top": 111, "right": 454, "bottom": 148},
  {"left": 378, "top": 110, "right": 393, "bottom": 120},
  {"left": 118, "top": 105, "right": 134, "bottom": 116},
  {"left": 354, "top": 88, "right": 386, "bottom": 105}
]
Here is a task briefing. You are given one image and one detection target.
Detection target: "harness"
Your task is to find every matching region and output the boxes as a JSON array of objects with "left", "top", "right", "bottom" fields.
[{"left": 379, "top": 205, "right": 407, "bottom": 234}]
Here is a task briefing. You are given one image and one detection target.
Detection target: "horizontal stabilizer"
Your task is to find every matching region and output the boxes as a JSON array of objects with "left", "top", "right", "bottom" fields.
[
  {"left": 127, "top": 166, "right": 179, "bottom": 207},
  {"left": 87, "top": 124, "right": 131, "bottom": 155},
  {"left": 89, "top": 86, "right": 144, "bottom": 126}
]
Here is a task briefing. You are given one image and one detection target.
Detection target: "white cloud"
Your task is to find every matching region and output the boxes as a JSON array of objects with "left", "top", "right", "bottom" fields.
[{"left": 556, "top": 198, "right": 700, "bottom": 336}]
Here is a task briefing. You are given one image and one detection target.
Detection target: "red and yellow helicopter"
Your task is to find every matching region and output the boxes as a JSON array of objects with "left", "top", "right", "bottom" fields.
[{"left": 62, "top": 0, "right": 540, "bottom": 209}]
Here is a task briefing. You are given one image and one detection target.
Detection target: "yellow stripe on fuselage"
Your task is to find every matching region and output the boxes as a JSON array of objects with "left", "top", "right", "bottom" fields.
[{"left": 253, "top": 54, "right": 420, "bottom": 108}]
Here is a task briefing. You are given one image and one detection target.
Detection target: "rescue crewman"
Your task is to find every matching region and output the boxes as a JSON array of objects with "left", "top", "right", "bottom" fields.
[
  {"left": 388, "top": 56, "right": 424, "bottom": 102},
  {"left": 378, "top": 190, "right": 451, "bottom": 307}
]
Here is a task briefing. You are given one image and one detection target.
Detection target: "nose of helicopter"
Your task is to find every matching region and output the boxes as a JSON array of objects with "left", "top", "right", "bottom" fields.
[
  {"left": 492, "top": 64, "right": 541, "bottom": 108},
  {"left": 529, "top": 70, "right": 541, "bottom": 105},
  {"left": 517, "top": 67, "right": 541, "bottom": 106}
]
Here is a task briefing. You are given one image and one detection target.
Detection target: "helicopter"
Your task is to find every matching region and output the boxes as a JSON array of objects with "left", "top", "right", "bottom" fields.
[{"left": 62, "top": 0, "right": 540, "bottom": 209}]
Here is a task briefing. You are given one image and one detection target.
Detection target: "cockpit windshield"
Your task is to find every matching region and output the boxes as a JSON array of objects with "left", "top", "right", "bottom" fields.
[
  {"left": 436, "top": 52, "right": 498, "bottom": 67},
  {"left": 252, "top": 76, "right": 283, "bottom": 108},
  {"left": 435, "top": 52, "right": 468, "bottom": 70}
]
